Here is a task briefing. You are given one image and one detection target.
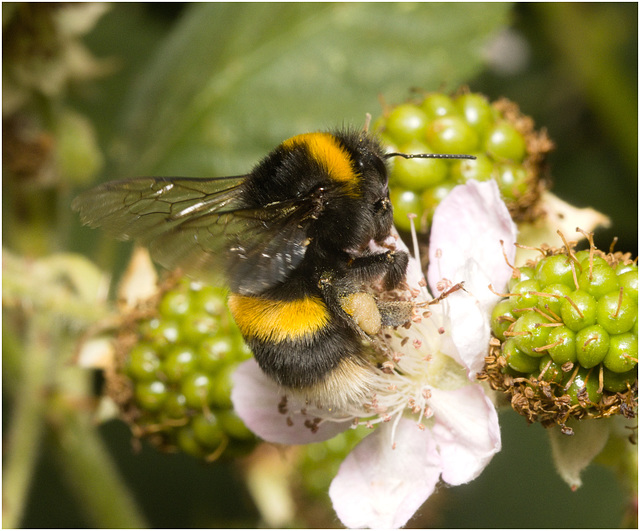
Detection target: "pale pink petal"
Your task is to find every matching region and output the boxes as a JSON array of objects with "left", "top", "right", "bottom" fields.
[
  {"left": 427, "top": 179, "right": 516, "bottom": 305},
  {"left": 427, "top": 180, "right": 517, "bottom": 374},
  {"left": 231, "top": 360, "right": 350, "bottom": 444},
  {"left": 440, "top": 260, "right": 495, "bottom": 376},
  {"left": 329, "top": 418, "right": 442, "bottom": 528},
  {"left": 429, "top": 385, "right": 501, "bottom": 485}
]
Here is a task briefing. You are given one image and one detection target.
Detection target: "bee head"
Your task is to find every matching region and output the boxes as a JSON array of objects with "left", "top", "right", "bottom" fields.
[
  {"left": 319, "top": 130, "right": 394, "bottom": 251},
  {"left": 247, "top": 130, "right": 474, "bottom": 258},
  {"left": 318, "top": 131, "right": 476, "bottom": 253}
]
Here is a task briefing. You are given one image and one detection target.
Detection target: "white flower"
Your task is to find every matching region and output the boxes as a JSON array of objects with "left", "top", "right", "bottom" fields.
[{"left": 232, "top": 180, "right": 517, "bottom": 528}]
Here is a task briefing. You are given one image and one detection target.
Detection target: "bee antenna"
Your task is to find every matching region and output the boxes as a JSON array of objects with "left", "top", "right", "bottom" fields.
[{"left": 384, "top": 152, "right": 476, "bottom": 160}]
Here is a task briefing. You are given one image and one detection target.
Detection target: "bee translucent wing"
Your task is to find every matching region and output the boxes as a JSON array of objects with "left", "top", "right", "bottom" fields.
[
  {"left": 72, "top": 176, "right": 245, "bottom": 238},
  {"left": 223, "top": 205, "right": 313, "bottom": 295},
  {"left": 72, "top": 176, "right": 315, "bottom": 292},
  {"left": 73, "top": 176, "right": 248, "bottom": 285}
]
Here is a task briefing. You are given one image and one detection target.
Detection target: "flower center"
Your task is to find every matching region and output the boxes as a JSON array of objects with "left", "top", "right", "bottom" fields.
[{"left": 278, "top": 293, "right": 471, "bottom": 442}]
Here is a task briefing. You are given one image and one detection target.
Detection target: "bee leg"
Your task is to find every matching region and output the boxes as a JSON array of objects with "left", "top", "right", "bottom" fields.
[
  {"left": 382, "top": 250, "right": 409, "bottom": 290},
  {"left": 376, "top": 300, "right": 414, "bottom": 328},
  {"left": 319, "top": 272, "right": 383, "bottom": 336},
  {"left": 318, "top": 271, "right": 345, "bottom": 313},
  {"left": 321, "top": 276, "right": 412, "bottom": 333},
  {"left": 348, "top": 250, "right": 409, "bottom": 290}
]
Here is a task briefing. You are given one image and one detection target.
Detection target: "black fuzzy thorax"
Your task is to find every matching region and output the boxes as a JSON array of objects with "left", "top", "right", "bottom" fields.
[{"left": 234, "top": 129, "right": 400, "bottom": 390}]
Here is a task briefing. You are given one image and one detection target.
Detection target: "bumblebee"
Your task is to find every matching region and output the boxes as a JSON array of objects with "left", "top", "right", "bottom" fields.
[{"left": 73, "top": 128, "right": 469, "bottom": 405}]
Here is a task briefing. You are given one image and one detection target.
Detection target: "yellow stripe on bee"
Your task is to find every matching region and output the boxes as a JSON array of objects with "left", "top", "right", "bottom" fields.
[
  {"left": 228, "top": 293, "right": 330, "bottom": 343},
  {"left": 282, "top": 133, "right": 359, "bottom": 188}
]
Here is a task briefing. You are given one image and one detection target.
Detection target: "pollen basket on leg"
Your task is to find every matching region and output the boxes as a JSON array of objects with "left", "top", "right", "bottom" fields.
[
  {"left": 282, "top": 133, "right": 360, "bottom": 193},
  {"left": 228, "top": 294, "right": 330, "bottom": 342}
]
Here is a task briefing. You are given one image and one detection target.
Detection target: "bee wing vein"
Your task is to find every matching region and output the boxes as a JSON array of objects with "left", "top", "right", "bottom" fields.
[{"left": 73, "top": 176, "right": 317, "bottom": 292}]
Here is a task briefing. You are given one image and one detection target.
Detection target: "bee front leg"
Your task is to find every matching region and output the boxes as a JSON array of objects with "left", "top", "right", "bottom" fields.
[{"left": 348, "top": 250, "right": 409, "bottom": 290}]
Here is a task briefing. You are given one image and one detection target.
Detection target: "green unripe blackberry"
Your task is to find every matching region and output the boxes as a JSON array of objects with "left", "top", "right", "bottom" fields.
[
  {"left": 135, "top": 380, "right": 168, "bottom": 412},
  {"left": 125, "top": 344, "right": 161, "bottom": 381},
  {"left": 490, "top": 299, "right": 516, "bottom": 342},
  {"left": 493, "top": 163, "right": 528, "bottom": 201},
  {"left": 199, "top": 335, "right": 239, "bottom": 371},
  {"left": 538, "top": 355, "right": 564, "bottom": 384},
  {"left": 159, "top": 290, "right": 191, "bottom": 318},
  {"left": 560, "top": 290, "right": 598, "bottom": 332},
  {"left": 455, "top": 93, "right": 493, "bottom": 133},
  {"left": 546, "top": 325, "right": 577, "bottom": 365},
  {"left": 603, "top": 367, "right": 637, "bottom": 393},
  {"left": 389, "top": 188, "right": 423, "bottom": 232},
  {"left": 144, "top": 317, "right": 181, "bottom": 347},
  {"left": 535, "top": 254, "right": 575, "bottom": 289},
  {"left": 107, "top": 275, "right": 256, "bottom": 460},
  {"left": 176, "top": 425, "right": 206, "bottom": 458},
  {"left": 485, "top": 122, "right": 526, "bottom": 162},
  {"left": 596, "top": 291, "right": 636, "bottom": 334},
  {"left": 575, "top": 251, "right": 609, "bottom": 269},
  {"left": 508, "top": 265, "right": 536, "bottom": 291},
  {"left": 502, "top": 338, "right": 539, "bottom": 373},
  {"left": 510, "top": 278, "right": 542, "bottom": 310},
  {"left": 615, "top": 261, "right": 637, "bottom": 275},
  {"left": 536, "top": 283, "right": 572, "bottom": 317},
  {"left": 512, "top": 311, "right": 551, "bottom": 356},
  {"left": 424, "top": 116, "right": 479, "bottom": 154},
  {"left": 604, "top": 333, "right": 638, "bottom": 373},
  {"left": 618, "top": 270, "right": 638, "bottom": 301},
  {"left": 385, "top": 104, "right": 429, "bottom": 144},
  {"left": 182, "top": 371, "right": 215, "bottom": 408},
  {"left": 420, "top": 93, "right": 457, "bottom": 119},
  {"left": 192, "top": 413, "right": 224, "bottom": 448},
  {"left": 575, "top": 324, "right": 610, "bottom": 368},
  {"left": 392, "top": 141, "right": 448, "bottom": 190},
  {"left": 578, "top": 264, "right": 620, "bottom": 299},
  {"left": 163, "top": 345, "right": 198, "bottom": 382},
  {"left": 481, "top": 235, "right": 638, "bottom": 433},
  {"left": 450, "top": 154, "right": 494, "bottom": 184},
  {"left": 376, "top": 89, "right": 554, "bottom": 232},
  {"left": 298, "top": 427, "right": 369, "bottom": 498},
  {"left": 564, "top": 368, "right": 603, "bottom": 406},
  {"left": 217, "top": 409, "right": 253, "bottom": 440},
  {"left": 209, "top": 364, "right": 235, "bottom": 409},
  {"left": 182, "top": 311, "right": 220, "bottom": 343},
  {"left": 163, "top": 391, "right": 188, "bottom": 419}
]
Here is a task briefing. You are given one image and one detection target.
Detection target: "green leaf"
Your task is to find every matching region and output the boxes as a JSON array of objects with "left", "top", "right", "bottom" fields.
[{"left": 117, "top": 3, "right": 512, "bottom": 177}]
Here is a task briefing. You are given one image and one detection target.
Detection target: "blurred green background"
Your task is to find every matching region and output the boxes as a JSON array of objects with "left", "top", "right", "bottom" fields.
[{"left": 3, "top": 3, "right": 637, "bottom": 528}]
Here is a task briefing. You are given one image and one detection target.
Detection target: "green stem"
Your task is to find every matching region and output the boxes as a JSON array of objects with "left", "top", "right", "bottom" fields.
[
  {"left": 2, "top": 314, "right": 51, "bottom": 528},
  {"left": 50, "top": 406, "right": 149, "bottom": 528},
  {"left": 2, "top": 319, "right": 24, "bottom": 396}
]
